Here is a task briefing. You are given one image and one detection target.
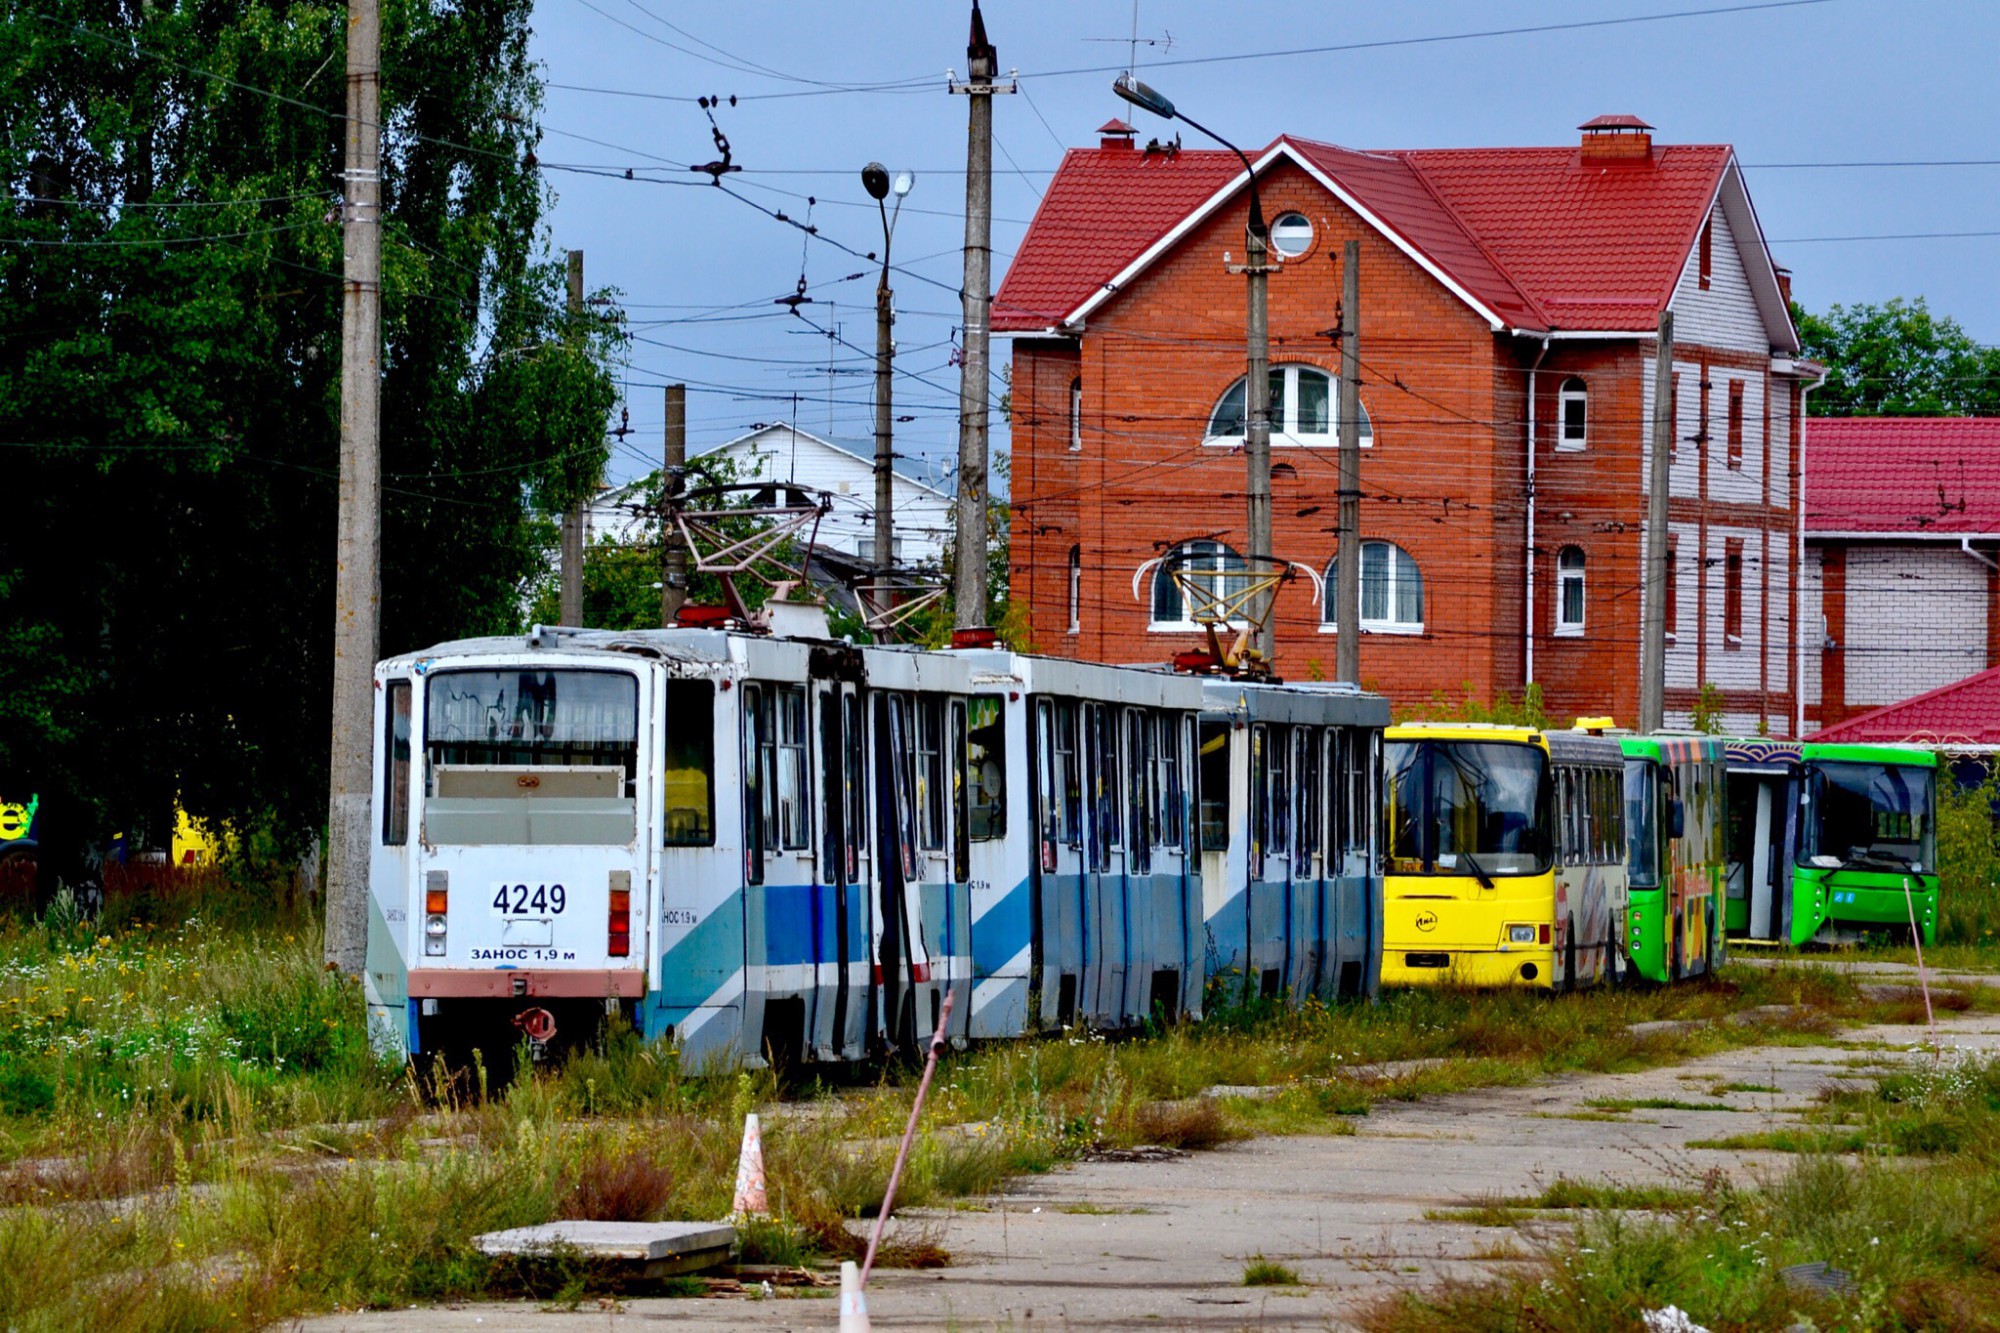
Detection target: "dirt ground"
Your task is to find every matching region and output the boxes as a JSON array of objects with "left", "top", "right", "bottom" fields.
[{"left": 299, "top": 962, "right": 1998, "bottom": 1332}]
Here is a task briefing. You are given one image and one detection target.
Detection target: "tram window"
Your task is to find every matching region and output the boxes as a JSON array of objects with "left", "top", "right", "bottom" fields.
[
  {"left": 1343, "top": 730, "right": 1371, "bottom": 861},
  {"left": 383, "top": 680, "right": 411, "bottom": 845},
  {"left": 663, "top": 679, "right": 715, "bottom": 846},
  {"left": 1157, "top": 713, "right": 1184, "bottom": 849},
  {"left": 1094, "top": 704, "right": 1120, "bottom": 857},
  {"left": 1197, "top": 721, "right": 1231, "bottom": 852},
  {"left": 776, "top": 685, "right": 809, "bottom": 850},
  {"left": 844, "top": 691, "right": 867, "bottom": 856},
  {"left": 1266, "top": 725, "right": 1292, "bottom": 869},
  {"left": 743, "top": 683, "right": 766, "bottom": 884},
  {"left": 818, "top": 688, "right": 844, "bottom": 877},
  {"left": 916, "top": 696, "right": 946, "bottom": 851},
  {"left": 1295, "top": 728, "right": 1321, "bottom": 877},
  {"left": 952, "top": 699, "right": 971, "bottom": 882},
  {"left": 1056, "top": 701, "right": 1081, "bottom": 846},
  {"left": 1248, "top": 726, "right": 1267, "bottom": 868},
  {"left": 966, "top": 695, "right": 1006, "bottom": 841},
  {"left": 1036, "top": 700, "right": 1058, "bottom": 863},
  {"left": 1127, "top": 711, "right": 1152, "bottom": 873}
]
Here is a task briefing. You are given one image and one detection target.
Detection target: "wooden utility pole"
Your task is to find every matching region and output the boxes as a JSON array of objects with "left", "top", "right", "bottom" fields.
[
  {"left": 660, "top": 383, "right": 686, "bottom": 627},
  {"left": 1640, "top": 311, "right": 1676, "bottom": 732},
  {"left": 560, "top": 250, "right": 586, "bottom": 626},
  {"left": 950, "top": 2, "right": 1009, "bottom": 631},
  {"left": 325, "top": 0, "right": 382, "bottom": 974},
  {"left": 1335, "top": 241, "right": 1362, "bottom": 685}
]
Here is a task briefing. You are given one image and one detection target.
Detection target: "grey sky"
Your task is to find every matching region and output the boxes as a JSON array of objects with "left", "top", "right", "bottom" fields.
[{"left": 528, "top": 0, "right": 1999, "bottom": 483}]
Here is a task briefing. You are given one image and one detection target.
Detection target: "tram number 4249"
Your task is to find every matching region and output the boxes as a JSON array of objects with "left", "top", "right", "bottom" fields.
[{"left": 491, "top": 883, "right": 567, "bottom": 916}]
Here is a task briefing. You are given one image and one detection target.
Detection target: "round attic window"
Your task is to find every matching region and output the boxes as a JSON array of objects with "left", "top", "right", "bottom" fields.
[{"left": 1269, "top": 212, "right": 1314, "bottom": 258}]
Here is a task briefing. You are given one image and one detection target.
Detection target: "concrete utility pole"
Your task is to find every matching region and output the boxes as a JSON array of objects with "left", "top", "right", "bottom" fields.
[
  {"left": 660, "top": 383, "right": 686, "bottom": 628},
  {"left": 1640, "top": 310, "right": 1676, "bottom": 732},
  {"left": 862, "top": 162, "right": 913, "bottom": 617},
  {"left": 325, "top": 0, "right": 382, "bottom": 975},
  {"left": 559, "top": 249, "right": 586, "bottom": 627},
  {"left": 950, "top": 2, "right": 1010, "bottom": 631},
  {"left": 1335, "top": 241, "right": 1362, "bottom": 685}
]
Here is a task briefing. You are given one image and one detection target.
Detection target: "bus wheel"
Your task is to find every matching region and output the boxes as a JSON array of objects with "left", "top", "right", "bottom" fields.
[{"left": 1562, "top": 918, "right": 1577, "bottom": 995}]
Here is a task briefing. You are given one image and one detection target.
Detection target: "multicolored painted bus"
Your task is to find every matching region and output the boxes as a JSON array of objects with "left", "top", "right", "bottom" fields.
[
  {"left": 1382, "top": 724, "right": 1627, "bottom": 990},
  {"left": 1621, "top": 736, "right": 1728, "bottom": 982},
  {"left": 1723, "top": 739, "right": 1940, "bottom": 948}
]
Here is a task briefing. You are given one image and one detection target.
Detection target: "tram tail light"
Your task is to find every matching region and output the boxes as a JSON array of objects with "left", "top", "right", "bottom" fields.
[
  {"left": 424, "top": 872, "right": 448, "bottom": 957},
  {"left": 608, "top": 871, "right": 631, "bottom": 957}
]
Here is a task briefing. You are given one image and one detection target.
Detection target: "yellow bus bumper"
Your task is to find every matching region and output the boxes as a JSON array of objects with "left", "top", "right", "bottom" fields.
[{"left": 1381, "top": 946, "right": 1556, "bottom": 989}]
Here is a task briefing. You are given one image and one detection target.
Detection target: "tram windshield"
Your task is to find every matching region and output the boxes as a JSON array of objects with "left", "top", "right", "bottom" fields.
[
  {"left": 1386, "top": 740, "right": 1550, "bottom": 877},
  {"left": 422, "top": 669, "right": 640, "bottom": 845},
  {"left": 1806, "top": 761, "right": 1935, "bottom": 873}
]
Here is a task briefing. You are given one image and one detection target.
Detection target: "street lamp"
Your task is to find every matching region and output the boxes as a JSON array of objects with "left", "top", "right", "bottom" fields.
[
  {"left": 1113, "top": 74, "right": 1275, "bottom": 665},
  {"left": 862, "top": 163, "right": 914, "bottom": 605}
]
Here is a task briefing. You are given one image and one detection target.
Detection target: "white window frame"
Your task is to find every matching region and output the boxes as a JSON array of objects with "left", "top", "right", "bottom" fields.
[
  {"left": 1149, "top": 539, "right": 1247, "bottom": 633},
  {"left": 1557, "top": 377, "right": 1588, "bottom": 451},
  {"left": 1269, "top": 212, "right": 1315, "bottom": 258},
  {"left": 1555, "top": 546, "right": 1586, "bottom": 637},
  {"left": 1066, "top": 544, "right": 1081, "bottom": 635},
  {"left": 1068, "top": 377, "right": 1083, "bottom": 452},
  {"left": 1205, "top": 365, "right": 1371, "bottom": 449},
  {"left": 1319, "top": 540, "right": 1424, "bottom": 635}
]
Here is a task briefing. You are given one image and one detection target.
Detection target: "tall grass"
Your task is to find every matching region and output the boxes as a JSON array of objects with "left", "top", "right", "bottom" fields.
[{"left": 1940, "top": 765, "right": 2000, "bottom": 946}]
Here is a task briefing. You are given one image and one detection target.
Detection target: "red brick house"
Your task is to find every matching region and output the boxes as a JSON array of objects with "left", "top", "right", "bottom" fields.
[
  {"left": 1803, "top": 417, "right": 2000, "bottom": 732},
  {"left": 997, "top": 116, "right": 1815, "bottom": 733}
]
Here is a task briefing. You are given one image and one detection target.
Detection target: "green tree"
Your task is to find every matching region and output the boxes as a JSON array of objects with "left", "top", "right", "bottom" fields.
[
  {"left": 0, "top": 0, "right": 620, "bottom": 860},
  {"left": 1795, "top": 297, "right": 2000, "bottom": 417}
]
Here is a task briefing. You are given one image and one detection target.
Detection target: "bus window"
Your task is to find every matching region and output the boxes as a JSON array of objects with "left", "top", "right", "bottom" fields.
[
  {"left": 1625, "top": 762, "right": 1658, "bottom": 887},
  {"left": 916, "top": 696, "right": 945, "bottom": 851},
  {"left": 1197, "top": 721, "right": 1231, "bottom": 852},
  {"left": 664, "top": 679, "right": 715, "bottom": 846},
  {"left": 383, "top": 680, "right": 411, "bottom": 845},
  {"left": 1807, "top": 759, "right": 1936, "bottom": 872},
  {"left": 1389, "top": 740, "right": 1549, "bottom": 876},
  {"left": 777, "top": 685, "right": 809, "bottom": 849},
  {"left": 966, "top": 695, "right": 1006, "bottom": 841},
  {"left": 1384, "top": 740, "right": 1423, "bottom": 873}
]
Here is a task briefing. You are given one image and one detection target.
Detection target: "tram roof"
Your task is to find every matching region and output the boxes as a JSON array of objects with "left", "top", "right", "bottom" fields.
[{"left": 1201, "top": 679, "right": 1391, "bottom": 729}]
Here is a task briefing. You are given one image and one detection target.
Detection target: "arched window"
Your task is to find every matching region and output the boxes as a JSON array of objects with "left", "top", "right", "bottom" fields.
[
  {"left": 1321, "top": 541, "right": 1423, "bottom": 633},
  {"left": 1151, "top": 540, "right": 1246, "bottom": 628},
  {"left": 1556, "top": 546, "right": 1586, "bottom": 635},
  {"left": 1068, "top": 377, "right": 1083, "bottom": 452},
  {"left": 1206, "top": 365, "right": 1370, "bottom": 448},
  {"left": 1558, "top": 376, "right": 1587, "bottom": 450}
]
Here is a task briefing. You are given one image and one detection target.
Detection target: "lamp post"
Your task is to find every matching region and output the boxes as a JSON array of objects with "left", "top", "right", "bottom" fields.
[
  {"left": 862, "top": 162, "right": 914, "bottom": 615},
  {"left": 1113, "top": 74, "right": 1274, "bottom": 665}
]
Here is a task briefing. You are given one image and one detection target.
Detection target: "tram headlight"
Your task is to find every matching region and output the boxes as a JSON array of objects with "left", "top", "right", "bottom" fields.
[{"left": 1507, "top": 925, "right": 1536, "bottom": 945}]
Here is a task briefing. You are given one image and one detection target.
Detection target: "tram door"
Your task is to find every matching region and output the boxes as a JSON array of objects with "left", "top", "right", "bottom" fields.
[
  {"left": 1034, "top": 699, "right": 1086, "bottom": 1028},
  {"left": 870, "top": 693, "right": 943, "bottom": 1051},
  {"left": 1082, "top": 701, "right": 1127, "bottom": 1025},
  {"left": 813, "top": 681, "right": 868, "bottom": 1060},
  {"left": 1292, "top": 726, "right": 1324, "bottom": 1001}
]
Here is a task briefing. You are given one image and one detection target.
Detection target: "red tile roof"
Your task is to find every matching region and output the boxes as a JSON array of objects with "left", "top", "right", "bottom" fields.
[
  {"left": 994, "top": 134, "right": 1736, "bottom": 336},
  {"left": 1805, "top": 418, "right": 2000, "bottom": 536},
  {"left": 1812, "top": 665, "right": 2000, "bottom": 749}
]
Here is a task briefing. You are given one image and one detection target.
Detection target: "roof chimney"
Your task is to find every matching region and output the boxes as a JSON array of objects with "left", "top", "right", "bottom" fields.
[
  {"left": 1774, "top": 265, "right": 1794, "bottom": 308},
  {"left": 1579, "top": 114, "right": 1654, "bottom": 162},
  {"left": 1097, "top": 117, "right": 1137, "bottom": 151}
]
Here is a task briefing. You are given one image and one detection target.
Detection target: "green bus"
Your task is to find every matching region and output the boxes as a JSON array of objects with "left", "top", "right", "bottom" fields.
[
  {"left": 1621, "top": 736, "right": 1728, "bottom": 983},
  {"left": 1723, "top": 739, "right": 1812, "bottom": 946}
]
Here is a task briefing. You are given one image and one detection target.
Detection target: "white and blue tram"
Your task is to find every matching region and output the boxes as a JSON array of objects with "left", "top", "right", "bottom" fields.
[{"left": 365, "top": 618, "right": 1390, "bottom": 1065}]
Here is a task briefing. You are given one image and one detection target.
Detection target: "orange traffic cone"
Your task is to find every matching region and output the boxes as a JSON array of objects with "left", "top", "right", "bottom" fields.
[
  {"left": 731, "top": 1112, "right": 769, "bottom": 1219},
  {"left": 838, "top": 1259, "right": 872, "bottom": 1332}
]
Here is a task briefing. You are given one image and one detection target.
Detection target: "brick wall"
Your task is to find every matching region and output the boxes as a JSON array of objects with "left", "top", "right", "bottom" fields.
[
  {"left": 1007, "top": 163, "right": 1798, "bottom": 730},
  {"left": 1804, "top": 540, "right": 1993, "bottom": 727}
]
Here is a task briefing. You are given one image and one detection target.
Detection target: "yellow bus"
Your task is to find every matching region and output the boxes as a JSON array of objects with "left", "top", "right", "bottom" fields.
[{"left": 1382, "top": 723, "right": 1629, "bottom": 989}]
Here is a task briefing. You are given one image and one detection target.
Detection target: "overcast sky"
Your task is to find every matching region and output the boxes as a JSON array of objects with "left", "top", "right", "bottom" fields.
[{"left": 527, "top": 0, "right": 1999, "bottom": 484}]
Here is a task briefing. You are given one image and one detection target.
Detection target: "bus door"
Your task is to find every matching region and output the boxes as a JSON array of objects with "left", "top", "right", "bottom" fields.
[{"left": 813, "top": 680, "right": 868, "bottom": 1059}]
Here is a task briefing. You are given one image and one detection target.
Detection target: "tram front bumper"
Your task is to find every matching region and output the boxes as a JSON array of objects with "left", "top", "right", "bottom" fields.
[
  {"left": 1380, "top": 947, "right": 1555, "bottom": 989},
  {"left": 406, "top": 968, "right": 647, "bottom": 999}
]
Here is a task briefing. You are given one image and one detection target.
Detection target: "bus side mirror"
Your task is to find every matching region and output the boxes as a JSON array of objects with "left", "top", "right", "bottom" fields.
[{"left": 1668, "top": 800, "right": 1686, "bottom": 839}]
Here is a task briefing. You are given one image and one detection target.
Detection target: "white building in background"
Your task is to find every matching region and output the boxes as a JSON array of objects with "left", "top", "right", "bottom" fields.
[{"left": 592, "top": 422, "right": 955, "bottom": 570}]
